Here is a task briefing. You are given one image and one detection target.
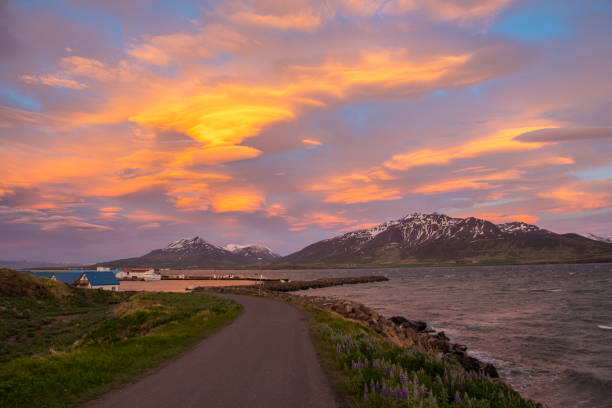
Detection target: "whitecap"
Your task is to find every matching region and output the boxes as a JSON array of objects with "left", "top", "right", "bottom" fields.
[{"left": 597, "top": 325, "right": 612, "bottom": 330}]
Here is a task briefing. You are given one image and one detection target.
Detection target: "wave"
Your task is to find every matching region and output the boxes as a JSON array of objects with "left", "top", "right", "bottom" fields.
[
  {"left": 598, "top": 325, "right": 612, "bottom": 330},
  {"left": 562, "top": 368, "right": 612, "bottom": 392}
]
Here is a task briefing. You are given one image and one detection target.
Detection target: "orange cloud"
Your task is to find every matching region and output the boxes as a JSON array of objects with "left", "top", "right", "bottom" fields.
[
  {"left": 385, "top": 126, "right": 554, "bottom": 170},
  {"left": 519, "top": 156, "right": 574, "bottom": 167},
  {"left": 466, "top": 212, "right": 540, "bottom": 224},
  {"left": 99, "top": 207, "right": 122, "bottom": 212},
  {"left": 380, "top": 0, "right": 512, "bottom": 22},
  {"left": 20, "top": 74, "right": 87, "bottom": 90},
  {"left": 229, "top": 11, "right": 323, "bottom": 30},
  {"left": 311, "top": 167, "right": 401, "bottom": 203},
  {"left": 288, "top": 212, "right": 358, "bottom": 231},
  {"left": 211, "top": 191, "right": 266, "bottom": 213},
  {"left": 126, "top": 43, "right": 170, "bottom": 65},
  {"left": 413, "top": 169, "right": 522, "bottom": 194},
  {"left": 539, "top": 187, "right": 611, "bottom": 213},
  {"left": 171, "top": 145, "right": 262, "bottom": 167},
  {"left": 302, "top": 138, "right": 322, "bottom": 146}
]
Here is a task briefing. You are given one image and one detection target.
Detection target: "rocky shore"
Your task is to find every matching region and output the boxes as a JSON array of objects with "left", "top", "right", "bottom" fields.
[{"left": 198, "top": 281, "right": 499, "bottom": 378}]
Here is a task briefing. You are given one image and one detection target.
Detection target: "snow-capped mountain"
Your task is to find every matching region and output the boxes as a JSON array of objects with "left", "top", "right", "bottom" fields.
[
  {"left": 581, "top": 233, "right": 612, "bottom": 244},
  {"left": 281, "top": 212, "right": 612, "bottom": 265},
  {"left": 223, "top": 244, "right": 280, "bottom": 263},
  {"left": 102, "top": 237, "right": 278, "bottom": 267}
]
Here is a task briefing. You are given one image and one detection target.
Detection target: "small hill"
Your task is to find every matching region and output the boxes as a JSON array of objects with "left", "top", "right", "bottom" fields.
[{"left": 0, "top": 268, "right": 72, "bottom": 298}]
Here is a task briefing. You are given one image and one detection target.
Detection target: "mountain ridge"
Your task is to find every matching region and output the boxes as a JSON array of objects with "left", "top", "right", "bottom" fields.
[
  {"left": 101, "top": 236, "right": 280, "bottom": 267},
  {"left": 100, "top": 213, "right": 612, "bottom": 267},
  {"left": 280, "top": 213, "right": 612, "bottom": 265}
]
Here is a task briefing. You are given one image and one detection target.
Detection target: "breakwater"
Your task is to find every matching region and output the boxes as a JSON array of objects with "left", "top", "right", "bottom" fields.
[{"left": 261, "top": 275, "right": 388, "bottom": 291}]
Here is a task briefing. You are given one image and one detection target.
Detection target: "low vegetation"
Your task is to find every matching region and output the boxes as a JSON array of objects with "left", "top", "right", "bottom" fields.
[
  {"left": 307, "top": 307, "right": 542, "bottom": 408},
  {"left": 0, "top": 269, "right": 241, "bottom": 408}
]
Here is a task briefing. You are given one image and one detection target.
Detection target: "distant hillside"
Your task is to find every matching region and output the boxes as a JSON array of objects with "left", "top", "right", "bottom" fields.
[
  {"left": 280, "top": 213, "right": 612, "bottom": 265},
  {"left": 101, "top": 237, "right": 280, "bottom": 268}
]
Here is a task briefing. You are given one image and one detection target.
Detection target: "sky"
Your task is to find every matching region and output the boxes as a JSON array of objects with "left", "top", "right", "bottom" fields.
[{"left": 1, "top": 0, "right": 611, "bottom": 263}]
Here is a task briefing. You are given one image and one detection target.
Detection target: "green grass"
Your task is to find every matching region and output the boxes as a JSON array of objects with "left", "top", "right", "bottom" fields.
[
  {"left": 306, "top": 307, "right": 542, "bottom": 408},
  {"left": 0, "top": 270, "right": 242, "bottom": 408}
]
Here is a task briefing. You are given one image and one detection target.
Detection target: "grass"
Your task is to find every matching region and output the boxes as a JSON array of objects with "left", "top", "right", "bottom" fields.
[
  {"left": 0, "top": 269, "right": 242, "bottom": 408},
  {"left": 306, "top": 307, "right": 542, "bottom": 408}
]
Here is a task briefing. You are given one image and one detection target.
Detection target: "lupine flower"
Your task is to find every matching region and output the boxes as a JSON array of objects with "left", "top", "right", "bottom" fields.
[{"left": 455, "top": 391, "right": 462, "bottom": 404}]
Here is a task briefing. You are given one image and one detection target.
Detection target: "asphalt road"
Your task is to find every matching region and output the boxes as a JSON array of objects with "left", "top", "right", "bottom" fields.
[{"left": 84, "top": 293, "right": 338, "bottom": 408}]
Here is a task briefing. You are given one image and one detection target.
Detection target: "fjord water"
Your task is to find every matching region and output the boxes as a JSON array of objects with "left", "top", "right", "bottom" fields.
[{"left": 286, "top": 263, "right": 612, "bottom": 408}]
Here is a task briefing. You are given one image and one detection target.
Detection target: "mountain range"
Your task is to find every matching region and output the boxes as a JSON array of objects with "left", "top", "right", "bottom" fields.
[
  {"left": 101, "top": 237, "right": 280, "bottom": 268},
  {"left": 100, "top": 213, "right": 612, "bottom": 267}
]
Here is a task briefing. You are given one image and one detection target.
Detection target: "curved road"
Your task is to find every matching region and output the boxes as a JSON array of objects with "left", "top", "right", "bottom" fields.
[{"left": 84, "top": 294, "right": 338, "bottom": 408}]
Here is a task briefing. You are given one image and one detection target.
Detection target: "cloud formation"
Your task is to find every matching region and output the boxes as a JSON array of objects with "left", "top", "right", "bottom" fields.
[{"left": 1, "top": 0, "right": 611, "bottom": 262}]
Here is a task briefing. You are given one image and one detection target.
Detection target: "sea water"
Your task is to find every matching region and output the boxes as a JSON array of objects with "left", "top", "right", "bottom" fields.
[{"left": 281, "top": 263, "right": 612, "bottom": 408}]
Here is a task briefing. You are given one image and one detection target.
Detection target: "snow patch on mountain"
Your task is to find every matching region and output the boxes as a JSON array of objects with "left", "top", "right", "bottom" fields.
[
  {"left": 224, "top": 244, "right": 272, "bottom": 253},
  {"left": 165, "top": 237, "right": 214, "bottom": 251},
  {"left": 497, "top": 222, "right": 540, "bottom": 233},
  {"left": 582, "top": 233, "right": 612, "bottom": 243}
]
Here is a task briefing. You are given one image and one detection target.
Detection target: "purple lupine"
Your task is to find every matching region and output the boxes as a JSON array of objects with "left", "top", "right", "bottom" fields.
[
  {"left": 400, "top": 370, "right": 408, "bottom": 385},
  {"left": 419, "top": 385, "right": 426, "bottom": 398},
  {"left": 455, "top": 391, "right": 461, "bottom": 404},
  {"left": 370, "top": 378, "right": 375, "bottom": 393},
  {"left": 364, "top": 358, "right": 369, "bottom": 368},
  {"left": 336, "top": 344, "right": 342, "bottom": 353}
]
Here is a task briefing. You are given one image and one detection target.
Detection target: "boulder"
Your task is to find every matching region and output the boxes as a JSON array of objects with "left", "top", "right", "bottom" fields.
[{"left": 389, "top": 315, "right": 428, "bottom": 332}]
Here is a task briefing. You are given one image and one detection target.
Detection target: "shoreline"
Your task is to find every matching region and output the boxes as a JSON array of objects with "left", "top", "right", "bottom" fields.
[
  {"left": 199, "top": 283, "right": 500, "bottom": 379},
  {"left": 27, "top": 258, "right": 612, "bottom": 271}
]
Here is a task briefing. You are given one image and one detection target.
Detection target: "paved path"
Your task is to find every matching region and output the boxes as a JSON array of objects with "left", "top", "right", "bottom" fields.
[{"left": 84, "top": 294, "right": 338, "bottom": 408}]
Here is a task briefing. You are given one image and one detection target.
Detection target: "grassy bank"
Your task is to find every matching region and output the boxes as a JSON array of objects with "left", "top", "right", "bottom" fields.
[
  {"left": 0, "top": 269, "right": 241, "bottom": 408},
  {"left": 307, "top": 307, "right": 542, "bottom": 408}
]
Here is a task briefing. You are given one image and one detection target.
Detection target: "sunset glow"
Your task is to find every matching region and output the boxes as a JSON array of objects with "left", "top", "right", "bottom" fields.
[{"left": 1, "top": 0, "right": 611, "bottom": 262}]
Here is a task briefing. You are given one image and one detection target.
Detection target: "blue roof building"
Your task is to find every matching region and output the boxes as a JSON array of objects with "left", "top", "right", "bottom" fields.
[
  {"left": 18, "top": 270, "right": 120, "bottom": 291},
  {"left": 83, "top": 272, "right": 119, "bottom": 287}
]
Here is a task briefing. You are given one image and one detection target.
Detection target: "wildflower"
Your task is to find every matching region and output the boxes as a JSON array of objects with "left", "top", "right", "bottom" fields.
[{"left": 455, "top": 391, "right": 461, "bottom": 404}]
